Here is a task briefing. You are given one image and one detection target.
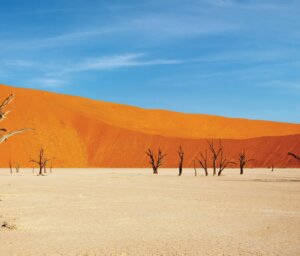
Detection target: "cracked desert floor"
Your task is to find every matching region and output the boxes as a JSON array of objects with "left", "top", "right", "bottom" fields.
[{"left": 1, "top": 168, "right": 300, "bottom": 256}]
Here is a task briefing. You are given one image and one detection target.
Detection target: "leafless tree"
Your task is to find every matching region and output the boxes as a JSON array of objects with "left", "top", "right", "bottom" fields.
[
  {"left": 217, "top": 149, "right": 235, "bottom": 176},
  {"left": 193, "top": 159, "right": 197, "bottom": 176},
  {"left": 15, "top": 163, "right": 20, "bottom": 173},
  {"left": 271, "top": 164, "right": 274, "bottom": 172},
  {"left": 238, "top": 151, "right": 255, "bottom": 175},
  {"left": 197, "top": 150, "right": 208, "bottom": 176},
  {"left": 288, "top": 152, "right": 300, "bottom": 161},
  {"left": 178, "top": 146, "right": 184, "bottom": 176},
  {"left": 9, "top": 160, "right": 13, "bottom": 175},
  {"left": 208, "top": 140, "right": 222, "bottom": 176},
  {"left": 145, "top": 148, "right": 166, "bottom": 174},
  {"left": 30, "top": 147, "right": 51, "bottom": 176},
  {"left": 0, "top": 94, "right": 32, "bottom": 143}
]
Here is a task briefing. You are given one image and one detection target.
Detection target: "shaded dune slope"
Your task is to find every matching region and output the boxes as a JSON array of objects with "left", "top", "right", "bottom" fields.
[{"left": 0, "top": 84, "right": 299, "bottom": 168}]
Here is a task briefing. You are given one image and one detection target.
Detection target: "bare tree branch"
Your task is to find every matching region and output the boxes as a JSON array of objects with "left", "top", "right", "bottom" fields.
[
  {"left": 30, "top": 147, "right": 51, "bottom": 176},
  {"left": 207, "top": 139, "right": 222, "bottom": 176},
  {"left": 288, "top": 152, "right": 300, "bottom": 161},
  {"left": 197, "top": 149, "right": 208, "bottom": 176},
  {"left": 238, "top": 150, "right": 255, "bottom": 175},
  {"left": 145, "top": 148, "right": 166, "bottom": 174},
  {"left": 217, "top": 149, "right": 235, "bottom": 176},
  {"left": 0, "top": 94, "right": 15, "bottom": 122},
  {"left": 0, "top": 128, "right": 33, "bottom": 144}
]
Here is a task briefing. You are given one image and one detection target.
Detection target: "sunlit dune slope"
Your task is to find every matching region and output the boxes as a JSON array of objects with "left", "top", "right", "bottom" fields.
[{"left": 0, "top": 83, "right": 300, "bottom": 168}]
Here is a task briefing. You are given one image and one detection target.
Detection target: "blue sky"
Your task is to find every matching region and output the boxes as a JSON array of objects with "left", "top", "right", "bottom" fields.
[{"left": 0, "top": 0, "right": 300, "bottom": 123}]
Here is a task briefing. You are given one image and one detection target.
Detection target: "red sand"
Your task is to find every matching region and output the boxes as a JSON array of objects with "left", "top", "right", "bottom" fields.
[{"left": 0, "top": 84, "right": 299, "bottom": 168}]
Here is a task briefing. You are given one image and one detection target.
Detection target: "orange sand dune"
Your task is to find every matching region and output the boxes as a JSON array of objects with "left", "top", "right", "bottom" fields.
[{"left": 0, "top": 83, "right": 299, "bottom": 168}]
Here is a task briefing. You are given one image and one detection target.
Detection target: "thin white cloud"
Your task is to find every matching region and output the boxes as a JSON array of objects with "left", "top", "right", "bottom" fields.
[
  {"left": 34, "top": 78, "right": 68, "bottom": 88},
  {"left": 28, "top": 53, "right": 184, "bottom": 88},
  {"left": 60, "top": 53, "right": 183, "bottom": 74},
  {"left": 0, "top": 10, "right": 239, "bottom": 51}
]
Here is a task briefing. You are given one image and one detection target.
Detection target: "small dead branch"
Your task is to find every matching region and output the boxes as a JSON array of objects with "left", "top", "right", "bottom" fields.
[
  {"left": 288, "top": 152, "right": 300, "bottom": 161},
  {"left": 1, "top": 221, "right": 16, "bottom": 230}
]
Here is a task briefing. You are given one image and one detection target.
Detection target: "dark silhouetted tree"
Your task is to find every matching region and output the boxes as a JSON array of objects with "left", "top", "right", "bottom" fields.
[
  {"left": 217, "top": 149, "right": 235, "bottom": 176},
  {"left": 238, "top": 151, "right": 255, "bottom": 175},
  {"left": 30, "top": 147, "right": 51, "bottom": 176},
  {"left": 145, "top": 148, "right": 166, "bottom": 174},
  {"left": 193, "top": 159, "right": 197, "bottom": 176},
  {"left": 178, "top": 146, "right": 184, "bottom": 176},
  {"left": 197, "top": 150, "right": 208, "bottom": 176},
  {"left": 208, "top": 140, "right": 222, "bottom": 176}
]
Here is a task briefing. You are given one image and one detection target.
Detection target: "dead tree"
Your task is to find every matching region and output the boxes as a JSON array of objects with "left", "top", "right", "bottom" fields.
[
  {"left": 217, "top": 150, "right": 235, "bottom": 176},
  {"left": 145, "top": 148, "right": 166, "bottom": 174},
  {"left": 9, "top": 160, "right": 13, "bottom": 175},
  {"left": 208, "top": 140, "right": 222, "bottom": 176},
  {"left": 178, "top": 146, "right": 184, "bottom": 176},
  {"left": 288, "top": 152, "right": 300, "bottom": 161},
  {"left": 43, "top": 159, "right": 48, "bottom": 174},
  {"left": 0, "top": 94, "right": 32, "bottom": 143},
  {"left": 238, "top": 151, "right": 255, "bottom": 175},
  {"left": 30, "top": 147, "right": 51, "bottom": 176},
  {"left": 15, "top": 163, "right": 20, "bottom": 173},
  {"left": 197, "top": 150, "right": 208, "bottom": 176},
  {"left": 193, "top": 160, "right": 197, "bottom": 176}
]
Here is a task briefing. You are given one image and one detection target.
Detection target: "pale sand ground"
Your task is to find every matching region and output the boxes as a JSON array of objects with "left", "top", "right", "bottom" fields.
[{"left": 0, "top": 168, "right": 300, "bottom": 256}]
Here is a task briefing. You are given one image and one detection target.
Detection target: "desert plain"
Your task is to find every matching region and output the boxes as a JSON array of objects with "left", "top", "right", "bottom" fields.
[{"left": 0, "top": 168, "right": 300, "bottom": 256}]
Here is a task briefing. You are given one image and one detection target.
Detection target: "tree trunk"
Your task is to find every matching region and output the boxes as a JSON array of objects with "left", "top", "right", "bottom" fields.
[
  {"left": 204, "top": 168, "right": 208, "bottom": 176},
  {"left": 213, "top": 161, "right": 216, "bottom": 176},
  {"left": 38, "top": 166, "right": 43, "bottom": 176},
  {"left": 240, "top": 166, "right": 244, "bottom": 175},
  {"left": 178, "top": 166, "right": 182, "bottom": 176},
  {"left": 153, "top": 168, "right": 158, "bottom": 174}
]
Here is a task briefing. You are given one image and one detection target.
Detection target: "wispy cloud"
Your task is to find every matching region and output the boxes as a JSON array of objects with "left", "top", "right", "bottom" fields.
[
  {"left": 0, "top": 29, "right": 115, "bottom": 50},
  {"left": 0, "top": 10, "right": 239, "bottom": 51},
  {"left": 64, "top": 53, "right": 183, "bottom": 73},
  {"left": 24, "top": 53, "right": 185, "bottom": 88},
  {"left": 33, "top": 78, "right": 68, "bottom": 88}
]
